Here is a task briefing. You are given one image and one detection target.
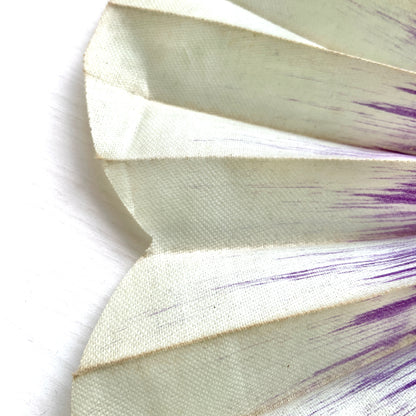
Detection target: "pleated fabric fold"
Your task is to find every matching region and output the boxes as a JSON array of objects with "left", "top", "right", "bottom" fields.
[{"left": 73, "top": 1, "right": 416, "bottom": 415}]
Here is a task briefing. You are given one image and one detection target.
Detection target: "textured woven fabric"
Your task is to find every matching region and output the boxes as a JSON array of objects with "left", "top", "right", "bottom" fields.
[{"left": 73, "top": 1, "right": 416, "bottom": 415}]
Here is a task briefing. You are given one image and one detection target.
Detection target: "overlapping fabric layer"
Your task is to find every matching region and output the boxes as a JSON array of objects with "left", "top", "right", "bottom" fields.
[{"left": 73, "top": 1, "right": 416, "bottom": 415}]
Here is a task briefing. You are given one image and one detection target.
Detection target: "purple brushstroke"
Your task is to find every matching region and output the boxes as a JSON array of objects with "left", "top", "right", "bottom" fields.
[
  {"left": 336, "top": 167, "right": 416, "bottom": 240},
  {"left": 147, "top": 303, "right": 180, "bottom": 317},
  {"left": 257, "top": 330, "right": 416, "bottom": 412},
  {"left": 313, "top": 328, "right": 416, "bottom": 377},
  {"left": 213, "top": 264, "right": 344, "bottom": 290},
  {"left": 357, "top": 224, "right": 416, "bottom": 241},
  {"left": 397, "top": 86, "right": 416, "bottom": 96},
  {"left": 213, "top": 245, "right": 416, "bottom": 291},
  {"left": 355, "top": 101, "right": 416, "bottom": 120},
  {"left": 354, "top": 181, "right": 416, "bottom": 204},
  {"left": 376, "top": 11, "right": 416, "bottom": 40},
  {"left": 338, "top": 293, "right": 416, "bottom": 331},
  {"left": 306, "top": 344, "right": 416, "bottom": 415},
  {"left": 383, "top": 379, "right": 416, "bottom": 401},
  {"left": 366, "top": 263, "right": 416, "bottom": 283}
]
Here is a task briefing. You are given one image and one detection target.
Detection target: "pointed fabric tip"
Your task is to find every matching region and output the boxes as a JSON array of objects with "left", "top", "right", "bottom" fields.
[{"left": 73, "top": 1, "right": 416, "bottom": 415}]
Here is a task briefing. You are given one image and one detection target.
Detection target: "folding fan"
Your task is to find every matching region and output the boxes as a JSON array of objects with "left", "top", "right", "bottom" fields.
[{"left": 72, "top": 1, "right": 416, "bottom": 414}]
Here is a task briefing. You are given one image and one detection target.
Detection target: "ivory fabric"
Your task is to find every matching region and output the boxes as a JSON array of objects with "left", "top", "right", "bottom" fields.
[{"left": 73, "top": 1, "right": 416, "bottom": 415}]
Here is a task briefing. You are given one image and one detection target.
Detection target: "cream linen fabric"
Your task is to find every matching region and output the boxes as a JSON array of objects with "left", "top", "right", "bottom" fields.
[
  {"left": 73, "top": 1, "right": 416, "bottom": 415},
  {"left": 229, "top": 0, "right": 416, "bottom": 72}
]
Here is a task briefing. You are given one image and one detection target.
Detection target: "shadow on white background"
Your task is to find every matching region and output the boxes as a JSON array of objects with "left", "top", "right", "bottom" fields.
[{"left": 1, "top": 2, "right": 150, "bottom": 415}]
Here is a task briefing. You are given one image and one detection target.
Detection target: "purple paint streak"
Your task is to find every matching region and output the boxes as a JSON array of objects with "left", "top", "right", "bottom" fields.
[
  {"left": 355, "top": 101, "right": 416, "bottom": 120},
  {"left": 212, "top": 264, "right": 344, "bottom": 290},
  {"left": 336, "top": 356, "right": 416, "bottom": 403},
  {"left": 354, "top": 181, "right": 416, "bottom": 205},
  {"left": 314, "top": 328, "right": 416, "bottom": 377},
  {"left": 357, "top": 224, "right": 416, "bottom": 241},
  {"left": 376, "top": 11, "right": 416, "bottom": 40},
  {"left": 340, "top": 293, "right": 416, "bottom": 330},
  {"left": 383, "top": 379, "right": 416, "bottom": 401},
  {"left": 299, "top": 342, "right": 416, "bottom": 415},
  {"left": 397, "top": 86, "right": 416, "bottom": 96},
  {"left": 214, "top": 245, "right": 416, "bottom": 292},
  {"left": 147, "top": 303, "right": 180, "bottom": 317},
  {"left": 337, "top": 170, "right": 416, "bottom": 239},
  {"left": 367, "top": 264, "right": 416, "bottom": 283}
]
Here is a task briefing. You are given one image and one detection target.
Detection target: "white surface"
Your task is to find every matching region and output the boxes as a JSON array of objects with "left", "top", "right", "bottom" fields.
[{"left": 1, "top": 2, "right": 150, "bottom": 415}]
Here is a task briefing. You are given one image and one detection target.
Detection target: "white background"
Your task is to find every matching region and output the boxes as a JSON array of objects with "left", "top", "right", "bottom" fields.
[{"left": 1, "top": 2, "right": 150, "bottom": 414}]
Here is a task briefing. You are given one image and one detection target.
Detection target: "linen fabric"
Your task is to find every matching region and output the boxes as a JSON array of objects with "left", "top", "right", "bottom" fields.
[{"left": 73, "top": 1, "right": 416, "bottom": 415}]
